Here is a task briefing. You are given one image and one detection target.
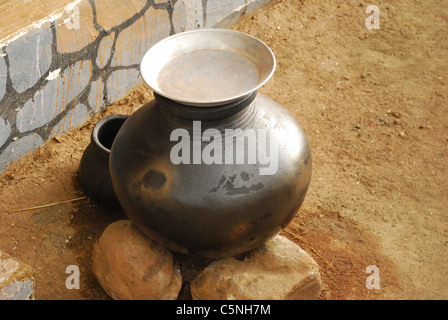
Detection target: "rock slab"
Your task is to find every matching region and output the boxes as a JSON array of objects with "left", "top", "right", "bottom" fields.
[
  {"left": 191, "top": 235, "right": 321, "bottom": 300},
  {"left": 92, "top": 220, "right": 182, "bottom": 300},
  {"left": 0, "top": 250, "right": 35, "bottom": 300}
]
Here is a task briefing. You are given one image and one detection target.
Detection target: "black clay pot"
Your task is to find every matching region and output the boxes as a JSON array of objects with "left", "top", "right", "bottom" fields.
[
  {"left": 109, "top": 93, "right": 312, "bottom": 257},
  {"left": 78, "top": 114, "right": 128, "bottom": 206}
]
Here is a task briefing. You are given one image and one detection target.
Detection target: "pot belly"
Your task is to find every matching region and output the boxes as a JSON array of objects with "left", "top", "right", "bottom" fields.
[{"left": 110, "top": 94, "right": 311, "bottom": 258}]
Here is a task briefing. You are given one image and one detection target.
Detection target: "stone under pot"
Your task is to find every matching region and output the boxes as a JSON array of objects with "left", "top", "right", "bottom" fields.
[{"left": 109, "top": 29, "right": 312, "bottom": 258}]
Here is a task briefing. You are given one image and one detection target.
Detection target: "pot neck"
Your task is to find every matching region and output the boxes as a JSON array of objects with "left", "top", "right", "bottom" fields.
[{"left": 154, "top": 92, "right": 257, "bottom": 121}]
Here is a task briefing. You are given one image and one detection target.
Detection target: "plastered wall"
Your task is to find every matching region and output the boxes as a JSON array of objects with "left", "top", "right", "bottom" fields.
[{"left": 0, "top": 0, "right": 275, "bottom": 173}]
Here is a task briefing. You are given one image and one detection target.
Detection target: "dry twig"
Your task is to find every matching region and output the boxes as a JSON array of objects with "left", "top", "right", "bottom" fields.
[{"left": 11, "top": 196, "right": 87, "bottom": 212}]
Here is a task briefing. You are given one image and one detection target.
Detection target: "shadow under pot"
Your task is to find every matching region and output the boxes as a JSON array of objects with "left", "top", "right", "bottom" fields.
[{"left": 78, "top": 114, "right": 129, "bottom": 207}]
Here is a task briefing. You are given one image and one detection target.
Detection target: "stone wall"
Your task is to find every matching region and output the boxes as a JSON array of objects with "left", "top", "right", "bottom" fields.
[{"left": 0, "top": 0, "right": 276, "bottom": 173}]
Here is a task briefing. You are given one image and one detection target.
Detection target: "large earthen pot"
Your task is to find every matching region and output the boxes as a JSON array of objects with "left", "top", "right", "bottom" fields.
[{"left": 109, "top": 29, "right": 312, "bottom": 258}]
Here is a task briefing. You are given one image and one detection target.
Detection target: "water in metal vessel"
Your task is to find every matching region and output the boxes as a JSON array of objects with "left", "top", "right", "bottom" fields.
[{"left": 157, "top": 49, "right": 260, "bottom": 103}]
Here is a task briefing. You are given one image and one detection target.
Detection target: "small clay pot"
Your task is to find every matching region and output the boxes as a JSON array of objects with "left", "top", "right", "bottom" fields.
[{"left": 78, "top": 114, "right": 128, "bottom": 206}]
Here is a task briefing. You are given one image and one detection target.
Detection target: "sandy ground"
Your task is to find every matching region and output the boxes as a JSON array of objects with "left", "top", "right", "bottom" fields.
[{"left": 0, "top": 0, "right": 447, "bottom": 300}]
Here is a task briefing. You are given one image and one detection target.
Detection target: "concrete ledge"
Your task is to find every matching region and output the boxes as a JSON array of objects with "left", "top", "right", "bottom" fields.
[
  {"left": 0, "top": 250, "right": 35, "bottom": 300},
  {"left": 0, "top": 0, "right": 276, "bottom": 173}
]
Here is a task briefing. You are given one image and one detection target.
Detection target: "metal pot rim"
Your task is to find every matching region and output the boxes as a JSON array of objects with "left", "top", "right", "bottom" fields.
[{"left": 140, "top": 29, "right": 276, "bottom": 107}]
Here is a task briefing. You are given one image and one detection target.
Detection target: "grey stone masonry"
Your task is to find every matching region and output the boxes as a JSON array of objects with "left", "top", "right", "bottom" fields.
[
  {"left": 0, "top": 250, "right": 35, "bottom": 300},
  {"left": 0, "top": 0, "right": 277, "bottom": 173}
]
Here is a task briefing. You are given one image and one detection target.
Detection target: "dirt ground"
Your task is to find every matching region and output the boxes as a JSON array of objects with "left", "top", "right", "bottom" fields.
[{"left": 0, "top": 0, "right": 447, "bottom": 300}]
